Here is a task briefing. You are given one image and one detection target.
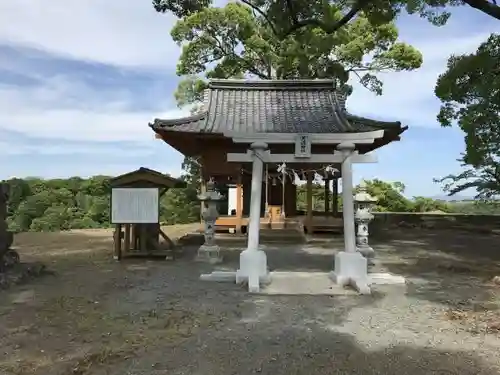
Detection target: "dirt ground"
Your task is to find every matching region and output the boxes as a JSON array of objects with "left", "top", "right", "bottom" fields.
[{"left": 1, "top": 226, "right": 500, "bottom": 375}]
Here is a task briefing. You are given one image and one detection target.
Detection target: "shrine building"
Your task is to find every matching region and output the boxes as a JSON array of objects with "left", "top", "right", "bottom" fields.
[{"left": 150, "top": 79, "right": 407, "bottom": 234}]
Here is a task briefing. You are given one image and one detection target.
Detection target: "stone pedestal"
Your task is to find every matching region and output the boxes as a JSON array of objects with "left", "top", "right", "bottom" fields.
[
  {"left": 196, "top": 244, "right": 222, "bottom": 264},
  {"left": 236, "top": 248, "right": 271, "bottom": 292},
  {"left": 330, "top": 251, "right": 371, "bottom": 294},
  {"left": 354, "top": 181, "right": 377, "bottom": 264}
]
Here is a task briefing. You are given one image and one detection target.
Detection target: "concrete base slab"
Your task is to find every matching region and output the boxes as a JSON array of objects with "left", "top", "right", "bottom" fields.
[
  {"left": 369, "top": 272, "right": 406, "bottom": 285},
  {"left": 199, "top": 270, "right": 271, "bottom": 293},
  {"left": 260, "top": 272, "right": 357, "bottom": 295},
  {"left": 199, "top": 271, "right": 237, "bottom": 282},
  {"left": 199, "top": 270, "right": 406, "bottom": 295}
]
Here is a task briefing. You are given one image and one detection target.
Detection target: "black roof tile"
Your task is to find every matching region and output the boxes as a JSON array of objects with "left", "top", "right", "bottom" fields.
[{"left": 150, "top": 79, "right": 404, "bottom": 134}]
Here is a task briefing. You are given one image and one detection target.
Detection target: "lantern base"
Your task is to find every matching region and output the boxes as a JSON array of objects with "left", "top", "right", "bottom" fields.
[
  {"left": 357, "top": 245, "right": 375, "bottom": 264},
  {"left": 196, "top": 244, "right": 223, "bottom": 264}
]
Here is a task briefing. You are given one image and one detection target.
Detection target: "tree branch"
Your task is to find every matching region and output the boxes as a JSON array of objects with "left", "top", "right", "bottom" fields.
[
  {"left": 240, "top": 0, "right": 279, "bottom": 36},
  {"left": 281, "top": 0, "right": 372, "bottom": 38},
  {"left": 210, "top": 33, "right": 270, "bottom": 79},
  {"left": 462, "top": 0, "right": 500, "bottom": 20}
]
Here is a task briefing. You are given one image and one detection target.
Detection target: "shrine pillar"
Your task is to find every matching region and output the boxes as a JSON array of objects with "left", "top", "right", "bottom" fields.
[
  {"left": 235, "top": 142, "right": 271, "bottom": 292},
  {"left": 306, "top": 172, "right": 313, "bottom": 233},
  {"left": 235, "top": 172, "right": 243, "bottom": 234},
  {"left": 339, "top": 144, "right": 356, "bottom": 253},
  {"left": 330, "top": 142, "right": 370, "bottom": 295},
  {"left": 324, "top": 178, "right": 330, "bottom": 214},
  {"left": 332, "top": 178, "right": 339, "bottom": 217}
]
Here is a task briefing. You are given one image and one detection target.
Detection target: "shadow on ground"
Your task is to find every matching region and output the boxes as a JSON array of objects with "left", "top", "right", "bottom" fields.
[
  {"left": 195, "top": 229, "right": 500, "bottom": 310},
  {"left": 108, "top": 324, "right": 498, "bottom": 375},
  {"left": 2, "top": 228, "right": 500, "bottom": 374}
]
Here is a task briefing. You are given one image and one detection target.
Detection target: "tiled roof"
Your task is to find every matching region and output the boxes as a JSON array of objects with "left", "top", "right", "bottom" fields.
[{"left": 150, "top": 79, "right": 404, "bottom": 134}]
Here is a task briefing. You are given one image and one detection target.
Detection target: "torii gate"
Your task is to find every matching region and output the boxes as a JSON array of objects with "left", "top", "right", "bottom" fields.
[{"left": 200, "top": 130, "right": 400, "bottom": 294}]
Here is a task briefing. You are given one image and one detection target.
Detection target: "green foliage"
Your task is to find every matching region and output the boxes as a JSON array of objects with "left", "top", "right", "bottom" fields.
[
  {"left": 167, "top": 1, "right": 422, "bottom": 108},
  {"left": 2, "top": 173, "right": 201, "bottom": 233},
  {"left": 154, "top": 0, "right": 474, "bottom": 39},
  {"left": 434, "top": 34, "right": 500, "bottom": 199},
  {"left": 354, "top": 179, "right": 411, "bottom": 212},
  {"left": 293, "top": 178, "right": 466, "bottom": 213},
  {"left": 3, "top": 172, "right": 500, "bottom": 234},
  {"left": 447, "top": 200, "right": 500, "bottom": 214}
]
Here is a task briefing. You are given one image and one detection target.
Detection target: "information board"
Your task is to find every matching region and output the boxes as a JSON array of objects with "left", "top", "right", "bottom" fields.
[{"left": 111, "top": 188, "right": 159, "bottom": 224}]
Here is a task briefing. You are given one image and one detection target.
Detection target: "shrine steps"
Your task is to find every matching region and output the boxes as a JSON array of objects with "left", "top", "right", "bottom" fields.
[{"left": 215, "top": 227, "right": 305, "bottom": 245}]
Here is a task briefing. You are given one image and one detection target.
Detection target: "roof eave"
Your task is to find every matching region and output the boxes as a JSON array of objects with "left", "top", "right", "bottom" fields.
[{"left": 150, "top": 111, "right": 207, "bottom": 130}]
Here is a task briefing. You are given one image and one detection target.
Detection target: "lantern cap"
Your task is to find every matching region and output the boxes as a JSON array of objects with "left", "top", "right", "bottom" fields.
[
  {"left": 198, "top": 178, "right": 224, "bottom": 201},
  {"left": 354, "top": 181, "right": 377, "bottom": 203}
]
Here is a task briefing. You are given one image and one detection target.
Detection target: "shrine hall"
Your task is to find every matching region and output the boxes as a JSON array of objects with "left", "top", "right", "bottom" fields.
[{"left": 150, "top": 79, "right": 407, "bottom": 235}]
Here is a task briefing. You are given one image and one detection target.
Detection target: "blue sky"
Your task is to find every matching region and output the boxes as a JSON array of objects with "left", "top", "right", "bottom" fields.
[{"left": 0, "top": 2, "right": 499, "bottom": 197}]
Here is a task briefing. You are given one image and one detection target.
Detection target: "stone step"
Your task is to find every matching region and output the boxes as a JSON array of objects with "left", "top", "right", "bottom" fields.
[{"left": 215, "top": 228, "right": 306, "bottom": 245}]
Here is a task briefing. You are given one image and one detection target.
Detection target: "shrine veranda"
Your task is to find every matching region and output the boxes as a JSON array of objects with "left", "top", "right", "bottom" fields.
[{"left": 149, "top": 79, "right": 408, "bottom": 293}]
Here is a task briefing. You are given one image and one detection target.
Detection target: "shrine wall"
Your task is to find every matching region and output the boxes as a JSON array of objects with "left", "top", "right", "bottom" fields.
[{"left": 371, "top": 212, "right": 500, "bottom": 235}]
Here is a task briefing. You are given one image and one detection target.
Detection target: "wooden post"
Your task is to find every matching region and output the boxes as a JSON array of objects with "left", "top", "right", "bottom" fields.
[
  {"left": 306, "top": 172, "right": 313, "bottom": 234},
  {"left": 113, "top": 224, "right": 122, "bottom": 260},
  {"left": 140, "top": 224, "right": 147, "bottom": 252},
  {"left": 131, "top": 224, "right": 137, "bottom": 250},
  {"left": 200, "top": 179, "right": 207, "bottom": 223},
  {"left": 332, "top": 178, "right": 339, "bottom": 217},
  {"left": 324, "top": 178, "right": 330, "bottom": 214},
  {"left": 236, "top": 172, "right": 243, "bottom": 234},
  {"left": 124, "top": 224, "right": 131, "bottom": 253}
]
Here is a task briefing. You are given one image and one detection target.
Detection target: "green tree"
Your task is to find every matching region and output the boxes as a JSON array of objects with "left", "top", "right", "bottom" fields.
[
  {"left": 154, "top": 0, "right": 500, "bottom": 41},
  {"left": 167, "top": 2, "right": 422, "bottom": 107},
  {"left": 4, "top": 178, "right": 32, "bottom": 217},
  {"left": 30, "top": 204, "right": 77, "bottom": 232},
  {"left": 357, "top": 179, "right": 413, "bottom": 212},
  {"left": 434, "top": 34, "right": 500, "bottom": 199},
  {"left": 411, "top": 196, "right": 450, "bottom": 212}
]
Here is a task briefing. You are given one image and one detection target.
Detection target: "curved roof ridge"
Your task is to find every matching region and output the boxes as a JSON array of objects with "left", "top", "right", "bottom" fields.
[
  {"left": 331, "top": 91, "right": 354, "bottom": 132},
  {"left": 209, "top": 79, "right": 337, "bottom": 90},
  {"left": 150, "top": 111, "right": 207, "bottom": 128},
  {"left": 345, "top": 113, "right": 403, "bottom": 128}
]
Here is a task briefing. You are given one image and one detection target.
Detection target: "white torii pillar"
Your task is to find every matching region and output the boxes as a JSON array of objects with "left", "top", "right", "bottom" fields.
[
  {"left": 235, "top": 142, "right": 271, "bottom": 292},
  {"left": 329, "top": 142, "right": 371, "bottom": 294},
  {"left": 199, "top": 142, "right": 271, "bottom": 292}
]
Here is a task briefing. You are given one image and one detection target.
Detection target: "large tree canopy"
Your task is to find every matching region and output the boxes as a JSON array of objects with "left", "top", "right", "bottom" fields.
[
  {"left": 154, "top": 0, "right": 500, "bottom": 40},
  {"left": 434, "top": 34, "right": 500, "bottom": 199},
  {"left": 169, "top": 2, "right": 422, "bottom": 108}
]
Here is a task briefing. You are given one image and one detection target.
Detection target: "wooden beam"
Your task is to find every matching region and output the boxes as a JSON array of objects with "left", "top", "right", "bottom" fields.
[
  {"left": 227, "top": 151, "right": 377, "bottom": 164},
  {"left": 225, "top": 130, "right": 385, "bottom": 144},
  {"left": 159, "top": 229, "right": 175, "bottom": 249}
]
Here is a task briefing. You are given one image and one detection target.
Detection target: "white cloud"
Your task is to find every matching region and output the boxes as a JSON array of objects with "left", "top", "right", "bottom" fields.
[
  {"left": 0, "top": 141, "right": 155, "bottom": 157},
  {"left": 0, "top": 73, "right": 190, "bottom": 143},
  {"left": 1, "top": 161, "right": 184, "bottom": 181},
  {"left": 1, "top": 0, "right": 499, "bottom": 152},
  {"left": 348, "top": 32, "right": 495, "bottom": 127},
  {"left": 0, "top": 0, "right": 180, "bottom": 69}
]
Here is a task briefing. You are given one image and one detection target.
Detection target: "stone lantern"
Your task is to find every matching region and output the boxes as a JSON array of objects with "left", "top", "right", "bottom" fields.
[
  {"left": 354, "top": 181, "right": 377, "bottom": 263},
  {"left": 196, "top": 178, "right": 224, "bottom": 264}
]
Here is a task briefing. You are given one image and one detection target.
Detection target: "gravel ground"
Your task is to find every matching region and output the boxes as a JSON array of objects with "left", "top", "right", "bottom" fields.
[{"left": 2, "top": 228, "right": 500, "bottom": 375}]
